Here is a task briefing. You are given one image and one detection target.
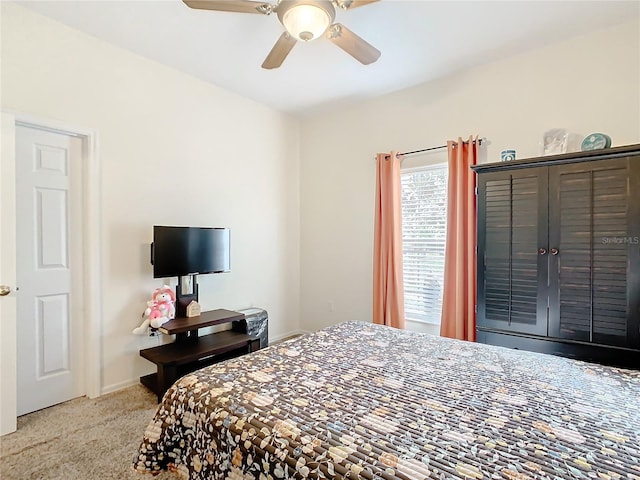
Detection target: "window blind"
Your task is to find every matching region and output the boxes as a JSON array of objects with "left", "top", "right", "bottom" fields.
[{"left": 401, "top": 165, "right": 448, "bottom": 324}]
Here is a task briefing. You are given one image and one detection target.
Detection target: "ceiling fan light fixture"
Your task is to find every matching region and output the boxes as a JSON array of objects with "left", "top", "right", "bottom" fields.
[
  {"left": 279, "top": 1, "right": 335, "bottom": 42},
  {"left": 182, "top": 0, "right": 381, "bottom": 69}
]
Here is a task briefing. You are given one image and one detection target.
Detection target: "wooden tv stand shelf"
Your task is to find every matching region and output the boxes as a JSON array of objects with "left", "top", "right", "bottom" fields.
[{"left": 139, "top": 309, "right": 260, "bottom": 402}]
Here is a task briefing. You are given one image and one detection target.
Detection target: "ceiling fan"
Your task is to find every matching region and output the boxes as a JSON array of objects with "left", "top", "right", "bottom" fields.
[{"left": 183, "top": 0, "right": 381, "bottom": 69}]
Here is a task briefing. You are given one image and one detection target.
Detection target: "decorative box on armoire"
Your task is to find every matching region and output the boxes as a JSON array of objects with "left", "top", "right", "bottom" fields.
[
  {"left": 472, "top": 144, "right": 640, "bottom": 368},
  {"left": 233, "top": 308, "right": 269, "bottom": 349}
]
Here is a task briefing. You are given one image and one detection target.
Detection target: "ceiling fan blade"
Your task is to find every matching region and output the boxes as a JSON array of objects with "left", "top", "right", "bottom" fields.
[
  {"left": 335, "top": 0, "right": 379, "bottom": 10},
  {"left": 327, "top": 24, "right": 380, "bottom": 65},
  {"left": 183, "top": 0, "right": 271, "bottom": 14},
  {"left": 262, "top": 32, "right": 297, "bottom": 69}
]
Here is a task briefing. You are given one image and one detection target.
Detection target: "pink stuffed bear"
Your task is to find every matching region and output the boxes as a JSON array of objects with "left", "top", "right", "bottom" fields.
[{"left": 132, "top": 285, "right": 176, "bottom": 335}]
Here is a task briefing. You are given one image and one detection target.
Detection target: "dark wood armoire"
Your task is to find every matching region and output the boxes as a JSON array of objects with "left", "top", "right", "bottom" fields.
[{"left": 472, "top": 144, "right": 640, "bottom": 368}]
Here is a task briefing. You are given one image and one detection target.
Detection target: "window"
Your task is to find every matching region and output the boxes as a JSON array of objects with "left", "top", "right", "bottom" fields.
[{"left": 401, "top": 164, "right": 448, "bottom": 324}]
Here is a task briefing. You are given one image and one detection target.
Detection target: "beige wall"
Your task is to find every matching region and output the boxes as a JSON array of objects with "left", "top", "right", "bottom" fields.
[
  {"left": 1, "top": 3, "right": 301, "bottom": 393},
  {"left": 299, "top": 20, "right": 640, "bottom": 333},
  {"left": 2, "top": 2, "right": 639, "bottom": 399}
]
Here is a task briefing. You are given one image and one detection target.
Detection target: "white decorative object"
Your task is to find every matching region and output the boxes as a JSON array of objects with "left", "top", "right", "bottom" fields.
[
  {"left": 186, "top": 301, "right": 201, "bottom": 318},
  {"left": 543, "top": 129, "right": 569, "bottom": 156}
]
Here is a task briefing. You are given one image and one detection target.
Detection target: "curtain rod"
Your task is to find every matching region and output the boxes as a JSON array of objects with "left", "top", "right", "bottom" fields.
[{"left": 384, "top": 137, "right": 485, "bottom": 159}]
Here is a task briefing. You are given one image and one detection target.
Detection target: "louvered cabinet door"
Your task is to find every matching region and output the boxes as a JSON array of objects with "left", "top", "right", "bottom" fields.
[
  {"left": 548, "top": 158, "right": 640, "bottom": 348},
  {"left": 477, "top": 169, "right": 548, "bottom": 336}
]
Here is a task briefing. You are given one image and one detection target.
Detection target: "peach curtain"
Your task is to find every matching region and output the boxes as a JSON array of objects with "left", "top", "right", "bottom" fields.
[
  {"left": 373, "top": 152, "right": 405, "bottom": 329},
  {"left": 440, "top": 136, "right": 478, "bottom": 341}
]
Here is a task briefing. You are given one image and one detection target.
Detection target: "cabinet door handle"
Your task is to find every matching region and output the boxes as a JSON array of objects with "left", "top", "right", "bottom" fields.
[
  {"left": 538, "top": 248, "right": 547, "bottom": 255},
  {"left": 550, "top": 248, "right": 559, "bottom": 256}
]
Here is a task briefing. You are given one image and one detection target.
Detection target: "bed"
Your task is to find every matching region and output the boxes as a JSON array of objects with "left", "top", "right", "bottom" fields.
[{"left": 134, "top": 321, "right": 640, "bottom": 479}]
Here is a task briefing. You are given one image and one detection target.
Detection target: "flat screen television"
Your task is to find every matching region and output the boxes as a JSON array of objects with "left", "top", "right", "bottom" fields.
[{"left": 151, "top": 226, "right": 230, "bottom": 278}]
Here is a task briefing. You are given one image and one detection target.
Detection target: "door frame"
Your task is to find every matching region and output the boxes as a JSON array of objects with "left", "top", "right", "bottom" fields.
[{"left": 0, "top": 111, "right": 102, "bottom": 435}]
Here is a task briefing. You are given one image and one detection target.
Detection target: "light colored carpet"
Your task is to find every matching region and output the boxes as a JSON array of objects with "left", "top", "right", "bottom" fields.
[{"left": 0, "top": 384, "right": 174, "bottom": 480}]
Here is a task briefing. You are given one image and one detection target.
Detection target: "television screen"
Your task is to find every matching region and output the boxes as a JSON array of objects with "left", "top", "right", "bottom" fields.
[{"left": 152, "top": 226, "right": 230, "bottom": 278}]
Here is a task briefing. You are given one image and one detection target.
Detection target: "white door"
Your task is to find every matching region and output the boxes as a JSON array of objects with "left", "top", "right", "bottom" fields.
[
  {"left": 1, "top": 113, "right": 18, "bottom": 434},
  {"left": 15, "top": 125, "right": 85, "bottom": 416}
]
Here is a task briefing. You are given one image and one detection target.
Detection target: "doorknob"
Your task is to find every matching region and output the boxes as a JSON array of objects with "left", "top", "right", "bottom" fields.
[
  {"left": 0, "top": 285, "right": 11, "bottom": 296},
  {"left": 550, "top": 248, "right": 559, "bottom": 256},
  {"left": 538, "top": 248, "right": 547, "bottom": 255}
]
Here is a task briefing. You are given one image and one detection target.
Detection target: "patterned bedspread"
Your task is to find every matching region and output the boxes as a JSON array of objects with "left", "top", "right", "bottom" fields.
[{"left": 134, "top": 321, "right": 640, "bottom": 479}]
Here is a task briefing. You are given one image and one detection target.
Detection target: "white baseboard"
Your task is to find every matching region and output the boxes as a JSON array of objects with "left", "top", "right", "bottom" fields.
[
  {"left": 269, "top": 329, "right": 310, "bottom": 345},
  {"left": 100, "top": 378, "right": 140, "bottom": 396}
]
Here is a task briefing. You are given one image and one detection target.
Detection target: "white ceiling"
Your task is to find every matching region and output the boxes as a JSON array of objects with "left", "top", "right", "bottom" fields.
[{"left": 17, "top": 0, "right": 640, "bottom": 117}]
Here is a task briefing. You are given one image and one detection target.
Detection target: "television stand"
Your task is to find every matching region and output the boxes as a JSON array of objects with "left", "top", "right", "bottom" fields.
[
  {"left": 139, "top": 309, "right": 260, "bottom": 402},
  {"left": 175, "top": 274, "right": 199, "bottom": 318}
]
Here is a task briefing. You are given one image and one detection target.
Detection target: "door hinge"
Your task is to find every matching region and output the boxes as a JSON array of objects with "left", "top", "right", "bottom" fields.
[{"left": 474, "top": 187, "right": 478, "bottom": 196}]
